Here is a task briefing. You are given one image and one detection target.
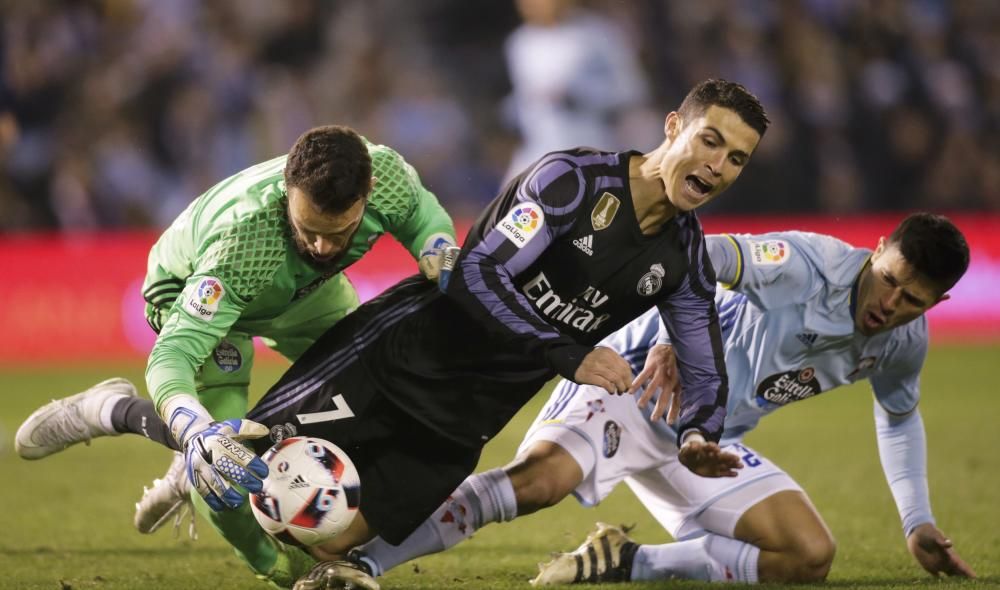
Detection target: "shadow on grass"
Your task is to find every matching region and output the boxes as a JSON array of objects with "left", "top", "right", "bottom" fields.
[
  {"left": 818, "top": 578, "right": 999, "bottom": 588},
  {"left": 624, "top": 577, "right": 1000, "bottom": 590},
  {"left": 0, "top": 545, "right": 230, "bottom": 557}
]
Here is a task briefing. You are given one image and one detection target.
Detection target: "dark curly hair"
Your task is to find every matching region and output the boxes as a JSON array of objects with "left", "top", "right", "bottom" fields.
[
  {"left": 888, "top": 212, "right": 969, "bottom": 295},
  {"left": 284, "top": 125, "right": 373, "bottom": 213},
  {"left": 678, "top": 79, "right": 770, "bottom": 137}
]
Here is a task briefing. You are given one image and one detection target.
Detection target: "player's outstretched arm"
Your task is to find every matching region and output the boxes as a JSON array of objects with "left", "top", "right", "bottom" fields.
[
  {"left": 906, "top": 523, "right": 976, "bottom": 577},
  {"left": 872, "top": 402, "right": 974, "bottom": 577},
  {"left": 574, "top": 346, "right": 633, "bottom": 395}
]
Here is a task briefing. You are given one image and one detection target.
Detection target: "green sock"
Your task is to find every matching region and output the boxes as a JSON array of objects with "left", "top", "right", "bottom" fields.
[
  {"left": 190, "top": 490, "right": 316, "bottom": 587},
  {"left": 256, "top": 541, "right": 318, "bottom": 589}
]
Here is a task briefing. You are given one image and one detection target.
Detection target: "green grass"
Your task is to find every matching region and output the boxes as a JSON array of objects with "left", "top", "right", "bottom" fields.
[{"left": 2, "top": 344, "right": 998, "bottom": 589}]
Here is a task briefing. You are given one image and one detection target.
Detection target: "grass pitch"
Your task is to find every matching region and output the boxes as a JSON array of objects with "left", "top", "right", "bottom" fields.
[{"left": 2, "top": 344, "right": 998, "bottom": 590}]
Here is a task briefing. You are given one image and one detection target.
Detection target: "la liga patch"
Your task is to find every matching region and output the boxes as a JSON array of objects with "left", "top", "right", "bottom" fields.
[
  {"left": 749, "top": 240, "right": 790, "bottom": 266},
  {"left": 184, "top": 276, "right": 225, "bottom": 320},
  {"left": 496, "top": 203, "right": 544, "bottom": 248}
]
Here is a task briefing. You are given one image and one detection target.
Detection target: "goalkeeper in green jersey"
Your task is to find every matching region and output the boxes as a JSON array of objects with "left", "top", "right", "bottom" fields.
[{"left": 17, "top": 124, "right": 455, "bottom": 588}]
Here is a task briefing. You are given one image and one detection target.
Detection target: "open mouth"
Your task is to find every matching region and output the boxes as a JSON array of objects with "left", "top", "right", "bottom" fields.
[
  {"left": 685, "top": 175, "right": 713, "bottom": 196},
  {"left": 864, "top": 310, "right": 885, "bottom": 329}
]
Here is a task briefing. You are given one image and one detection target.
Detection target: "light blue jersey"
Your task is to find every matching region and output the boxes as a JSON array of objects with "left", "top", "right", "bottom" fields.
[{"left": 604, "top": 231, "right": 927, "bottom": 445}]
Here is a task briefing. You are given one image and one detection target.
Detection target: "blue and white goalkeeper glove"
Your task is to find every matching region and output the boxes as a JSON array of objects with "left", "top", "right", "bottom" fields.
[{"left": 163, "top": 395, "right": 269, "bottom": 511}]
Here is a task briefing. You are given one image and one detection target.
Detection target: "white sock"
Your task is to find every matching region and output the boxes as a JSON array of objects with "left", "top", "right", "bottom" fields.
[
  {"left": 98, "top": 394, "right": 130, "bottom": 434},
  {"left": 357, "top": 468, "right": 517, "bottom": 576},
  {"left": 632, "top": 534, "right": 759, "bottom": 583}
]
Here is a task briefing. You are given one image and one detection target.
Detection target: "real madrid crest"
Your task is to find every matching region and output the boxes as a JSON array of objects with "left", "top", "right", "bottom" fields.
[
  {"left": 637, "top": 263, "right": 665, "bottom": 296},
  {"left": 591, "top": 192, "right": 620, "bottom": 231}
]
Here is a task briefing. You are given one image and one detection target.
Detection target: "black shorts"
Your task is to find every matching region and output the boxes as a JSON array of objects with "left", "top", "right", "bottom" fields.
[
  {"left": 246, "top": 278, "right": 548, "bottom": 544},
  {"left": 248, "top": 349, "right": 483, "bottom": 544}
]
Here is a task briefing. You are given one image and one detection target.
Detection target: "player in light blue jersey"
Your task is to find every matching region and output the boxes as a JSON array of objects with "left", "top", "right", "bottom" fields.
[{"left": 348, "top": 213, "right": 975, "bottom": 585}]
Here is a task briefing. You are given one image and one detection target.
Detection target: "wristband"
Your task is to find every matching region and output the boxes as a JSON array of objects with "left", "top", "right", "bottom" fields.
[{"left": 680, "top": 430, "right": 706, "bottom": 447}]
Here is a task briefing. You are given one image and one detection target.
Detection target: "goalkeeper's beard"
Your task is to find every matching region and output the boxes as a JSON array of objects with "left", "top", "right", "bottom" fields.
[
  {"left": 295, "top": 240, "right": 349, "bottom": 273},
  {"left": 290, "top": 223, "right": 362, "bottom": 274}
]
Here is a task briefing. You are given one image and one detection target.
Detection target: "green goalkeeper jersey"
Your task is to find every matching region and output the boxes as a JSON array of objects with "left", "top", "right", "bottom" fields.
[{"left": 143, "top": 140, "right": 455, "bottom": 412}]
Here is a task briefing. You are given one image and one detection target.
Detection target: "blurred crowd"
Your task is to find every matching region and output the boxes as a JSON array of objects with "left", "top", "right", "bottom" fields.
[{"left": 0, "top": 0, "right": 997, "bottom": 231}]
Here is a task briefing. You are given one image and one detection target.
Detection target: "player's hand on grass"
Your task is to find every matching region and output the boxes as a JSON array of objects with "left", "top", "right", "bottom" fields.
[
  {"left": 630, "top": 344, "right": 681, "bottom": 423},
  {"left": 907, "top": 523, "right": 976, "bottom": 578},
  {"left": 575, "top": 346, "right": 633, "bottom": 395},
  {"left": 678, "top": 434, "right": 742, "bottom": 478}
]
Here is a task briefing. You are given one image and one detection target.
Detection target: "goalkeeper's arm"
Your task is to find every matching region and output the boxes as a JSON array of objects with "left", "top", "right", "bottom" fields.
[
  {"left": 161, "top": 394, "right": 269, "bottom": 511},
  {"left": 377, "top": 154, "right": 457, "bottom": 282}
]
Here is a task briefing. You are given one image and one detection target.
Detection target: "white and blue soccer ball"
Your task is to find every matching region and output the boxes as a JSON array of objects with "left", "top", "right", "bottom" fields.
[{"left": 250, "top": 437, "right": 361, "bottom": 546}]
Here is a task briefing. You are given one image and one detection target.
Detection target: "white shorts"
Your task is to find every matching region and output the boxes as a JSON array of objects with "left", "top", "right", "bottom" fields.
[{"left": 518, "top": 382, "right": 803, "bottom": 540}]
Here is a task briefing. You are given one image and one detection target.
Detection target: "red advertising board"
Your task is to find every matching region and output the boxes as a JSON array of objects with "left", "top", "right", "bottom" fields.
[{"left": 1, "top": 214, "right": 997, "bottom": 364}]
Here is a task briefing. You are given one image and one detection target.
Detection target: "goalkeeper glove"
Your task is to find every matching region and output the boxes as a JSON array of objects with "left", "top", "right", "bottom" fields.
[
  {"left": 418, "top": 233, "right": 457, "bottom": 283},
  {"left": 163, "top": 395, "right": 269, "bottom": 511}
]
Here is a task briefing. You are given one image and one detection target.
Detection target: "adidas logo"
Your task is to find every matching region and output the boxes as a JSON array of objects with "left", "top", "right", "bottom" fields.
[
  {"left": 289, "top": 475, "right": 310, "bottom": 489},
  {"left": 573, "top": 234, "right": 594, "bottom": 256},
  {"left": 796, "top": 332, "right": 817, "bottom": 346}
]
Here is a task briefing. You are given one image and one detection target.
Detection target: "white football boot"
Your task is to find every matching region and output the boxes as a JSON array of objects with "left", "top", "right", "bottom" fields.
[
  {"left": 15, "top": 377, "right": 137, "bottom": 459},
  {"left": 531, "top": 522, "right": 639, "bottom": 585},
  {"left": 134, "top": 451, "right": 197, "bottom": 538}
]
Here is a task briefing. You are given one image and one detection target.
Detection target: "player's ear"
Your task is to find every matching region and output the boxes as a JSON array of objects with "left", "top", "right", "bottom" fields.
[
  {"left": 923, "top": 292, "right": 950, "bottom": 314},
  {"left": 665, "top": 112, "right": 681, "bottom": 141},
  {"left": 872, "top": 236, "right": 886, "bottom": 258}
]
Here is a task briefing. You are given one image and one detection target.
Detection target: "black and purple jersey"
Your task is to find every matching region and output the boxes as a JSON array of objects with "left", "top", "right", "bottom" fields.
[
  {"left": 444, "top": 148, "right": 727, "bottom": 442},
  {"left": 243, "top": 148, "right": 729, "bottom": 538}
]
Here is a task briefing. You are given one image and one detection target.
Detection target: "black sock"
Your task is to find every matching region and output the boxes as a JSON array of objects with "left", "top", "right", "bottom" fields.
[
  {"left": 109, "top": 397, "right": 181, "bottom": 451},
  {"left": 618, "top": 542, "right": 639, "bottom": 581}
]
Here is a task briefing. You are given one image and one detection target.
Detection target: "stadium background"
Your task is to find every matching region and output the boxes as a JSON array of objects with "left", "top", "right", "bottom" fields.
[{"left": 1, "top": 1, "right": 997, "bottom": 589}]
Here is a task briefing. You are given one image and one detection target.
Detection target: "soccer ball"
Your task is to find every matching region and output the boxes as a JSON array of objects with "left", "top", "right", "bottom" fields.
[{"left": 250, "top": 437, "right": 361, "bottom": 546}]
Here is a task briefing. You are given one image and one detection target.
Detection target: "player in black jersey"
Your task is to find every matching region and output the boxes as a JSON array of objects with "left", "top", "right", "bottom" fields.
[{"left": 255, "top": 78, "right": 769, "bottom": 589}]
